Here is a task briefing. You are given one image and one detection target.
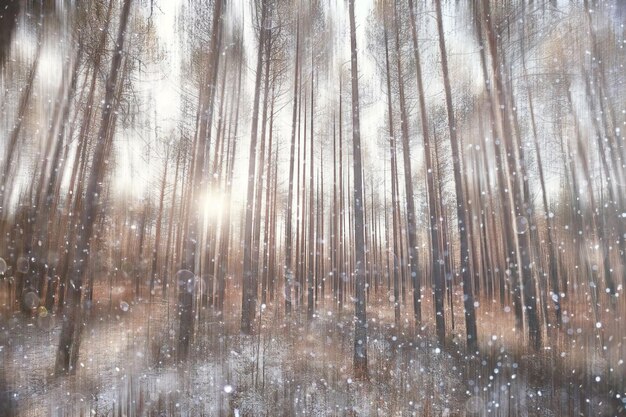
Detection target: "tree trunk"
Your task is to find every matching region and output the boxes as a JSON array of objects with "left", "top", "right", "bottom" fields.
[
  {"left": 55, "top": 0, "right": 132, "bottom": 375},
  {"left": 348, "top": 0, "right": 368, "bottom": 380},
  {"left": 392, "top": 2, "right": 421, "bottom": 326},
  {"left": 435, "top": 0, "right": 478, "bottom": 352},
  {"left": 241, "top": 0, "right": 268, "bottom": 334},
  {"left": 178, "top": 0, "right": 224, "bottom": 358},
  {"left": 307, "top": 69, "right": 315, "bottom": 321},
  {"left": 382, "top": 17, "right": 400, "bottom": 327}
]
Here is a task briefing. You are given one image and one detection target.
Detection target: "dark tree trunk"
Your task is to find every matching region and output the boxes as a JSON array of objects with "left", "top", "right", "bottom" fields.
[
  {"left": 178, "top": 0, "right": 224, "bottom": 358},
  {"left": 408, "top": 0, "right": 446, "bottom": 345},
  {"left": 435, "top": 0, "right": 478, "bottom": 352},
  {"left": 392, "top": 2, "right": 421, "bottom": 327},
  {"left": 55, "top": 0, "right": 132, "bottom": 375},
  {"left": 307, "top": 68, "right": 315, "bottom": 321},
  {"left": 348, "top": 0, "right": 368, "bottom": 381},
  {"left": 241, "top": 0, "right": 268, "bottom": 334},
  {"left": 382, "top": 17, "right": 400, "bottom": 327}
]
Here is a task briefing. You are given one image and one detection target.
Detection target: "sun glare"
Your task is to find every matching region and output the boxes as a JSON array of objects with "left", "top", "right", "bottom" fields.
[{"left": 202, "top": 192, "right": 225, "bottom": 220}]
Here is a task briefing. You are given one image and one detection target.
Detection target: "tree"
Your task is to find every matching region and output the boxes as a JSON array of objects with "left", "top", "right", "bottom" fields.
[
  {"left": 434, "top": 0, "right": 478, "bottom": 352},
  {"left": 178, "top": 0, "right": 225, "bottom": 359},
  {"left": 348, "top": 0, "right": 368, "bottom": 380},
  {"left": 391, "top": 1, "right": 421, "bottom": 327},
  {"left": 55, "top": 0, "right": 133, "bottom": 374},
  {"left": 241, "top": 0, "right": 269, "bottom": 334},
  {"left": 407, "top": 0, "right": 446, "bottom": 346},
  {"left": 284, "top": 13, "right": 300, "bottom": 316}
]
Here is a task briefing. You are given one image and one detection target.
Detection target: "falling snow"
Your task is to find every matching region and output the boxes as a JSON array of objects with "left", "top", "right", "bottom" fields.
[{"left": 1, "top": 0, "right": 625, "bottom": 416}]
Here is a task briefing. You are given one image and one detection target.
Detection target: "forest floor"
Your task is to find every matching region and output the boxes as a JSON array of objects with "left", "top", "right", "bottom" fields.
[{"left": 0, "top": 282, "right": 624, "bottom": 416}]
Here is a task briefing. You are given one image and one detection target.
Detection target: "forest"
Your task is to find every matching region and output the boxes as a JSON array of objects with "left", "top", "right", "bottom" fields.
[{"left": 0, "top": 0, "right": 625, "bottom": 415}]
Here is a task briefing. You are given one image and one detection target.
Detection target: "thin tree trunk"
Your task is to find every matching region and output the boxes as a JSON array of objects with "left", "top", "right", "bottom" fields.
[
  {"left": 435, "top": 0, "right": 478, "bottom": 351},
  {"left": 348, "top": 0, "right": 368, "bottom": 380},
  {"left": 407, "top": 0, "right": 447, "bottom": 345},
  {"left": 261, "top": 82, "right": 276, "bottom": 305},
  {"left": 382, "top": 18, "right": 400, "bottom": 327},
  {"left": 150, "top": 147, "right": 169, "bottom": 297},
  {"left": 307, "top": 69, "right": 315, "bottom": 321},
  {"left": 392, "top": 2, "right": 421, "bottom": 326},
  {"left": 241, "top": 0, "right": 268, "bottom": 334},
  {"left": 163, "top": 146, "right": 182, "bottom": 297}
]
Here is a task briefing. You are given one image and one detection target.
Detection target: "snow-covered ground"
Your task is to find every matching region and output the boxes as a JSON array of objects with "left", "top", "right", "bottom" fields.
[{"left": 1, "top": 290, "right": 623, "bottom": 416}]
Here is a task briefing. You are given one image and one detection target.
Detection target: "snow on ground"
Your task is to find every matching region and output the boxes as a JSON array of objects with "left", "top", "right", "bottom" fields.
[{"left": 0, "top": 293, "right": 622, "bottom": 416}]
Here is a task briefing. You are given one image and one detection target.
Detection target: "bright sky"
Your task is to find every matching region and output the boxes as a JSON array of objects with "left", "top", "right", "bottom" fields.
[{"left": 2, "top": 0, "right": 588, "bottom": 213}]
